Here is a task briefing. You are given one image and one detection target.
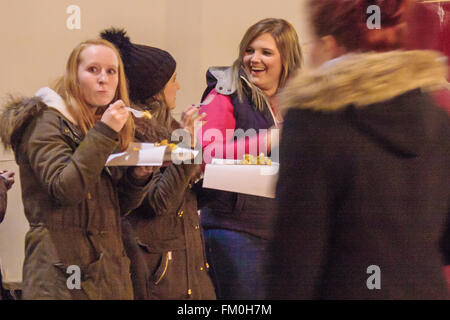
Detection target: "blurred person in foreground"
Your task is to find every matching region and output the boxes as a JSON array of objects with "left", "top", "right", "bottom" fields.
[{"left": 269, "top": 0, "right": 450, "bottom": 299}]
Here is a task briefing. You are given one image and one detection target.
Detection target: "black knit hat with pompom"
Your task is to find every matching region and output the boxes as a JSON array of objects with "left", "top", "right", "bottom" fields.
[{"left": 100, "top": 27, "right": 176, "bottom": 104}]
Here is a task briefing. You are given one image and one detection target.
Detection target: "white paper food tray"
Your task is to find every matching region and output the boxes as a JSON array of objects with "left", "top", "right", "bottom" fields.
[
  {"left": 106, "top": 142, "right": 198, "bottom": 166},
  {"left": 202, "top": 158, "right": 279, "bottom": 198}
]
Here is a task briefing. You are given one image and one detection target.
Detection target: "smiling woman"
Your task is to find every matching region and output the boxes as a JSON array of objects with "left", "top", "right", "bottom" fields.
[
  {"left": 196, "top": 18, "right": 302, "bottom": 300},
  {"left": 243, "top": 33, "right": 283, "bottom": 98}
]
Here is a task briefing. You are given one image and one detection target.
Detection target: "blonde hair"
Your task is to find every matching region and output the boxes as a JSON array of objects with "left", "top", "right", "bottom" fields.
[
  {"left": 232, "top": 18, "right": 302, "bottom": 111},
  {"left": 53, "top": 39, "right": 134, "bottom": 151}
]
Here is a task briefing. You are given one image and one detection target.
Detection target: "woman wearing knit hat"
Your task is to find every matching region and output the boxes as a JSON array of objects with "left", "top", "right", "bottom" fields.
[
  {"left": 101, "top": 28, "right": 215, "bottom": 300},
  {"left": 196, "top": 18, "right": 302, "bottom": 300},
  {"left": 269, "top": 0, "right": 450, "bottom": 299}
]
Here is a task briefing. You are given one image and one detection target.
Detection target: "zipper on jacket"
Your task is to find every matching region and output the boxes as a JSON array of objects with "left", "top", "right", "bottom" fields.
[{"left": 154, "top": 251, "right": 171, "bottom": 285}]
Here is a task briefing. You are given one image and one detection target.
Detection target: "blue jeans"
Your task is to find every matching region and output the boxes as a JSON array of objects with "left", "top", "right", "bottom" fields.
[{"left": 203, "top": 229, "right": 271, "bottom": 300}]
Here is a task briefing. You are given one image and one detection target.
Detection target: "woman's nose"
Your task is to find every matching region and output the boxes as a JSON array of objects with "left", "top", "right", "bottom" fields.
[
  {"left": 250, "top": 52, "right": 261, "bottom": 63},
  {"left": 98, "top": 70, "right": 107, "bottom": 83}
]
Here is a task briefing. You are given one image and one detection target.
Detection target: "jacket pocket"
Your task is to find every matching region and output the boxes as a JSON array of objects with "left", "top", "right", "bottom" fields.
[
  {"left": 52, "top": 253, "right": 104, "bottom": 299},
  {"left": 153, "top": 251, "right": 171, "bottom": 285},
  {"left": 136, "top": 240, "right": 171, "bottom": 285},
  {"left": 79, "top": 253, "right": 105, "bottom": 299}
]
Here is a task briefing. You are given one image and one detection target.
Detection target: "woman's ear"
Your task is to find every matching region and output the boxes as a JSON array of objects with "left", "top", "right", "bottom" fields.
[
  {"left": 307, "top": 35, "right": 347, "bottom": 69},
  {"left": 321, "top": 35, "right": 346, "bottom": 60},
  {"left": 152, "top": 92, "right": 163, "bottom": 103},
  {"left": 143, "top": 95, "right": 157, "bottom": 106},
  {"left": 155, "top": 92, "right": 168, "bottom": 106}
]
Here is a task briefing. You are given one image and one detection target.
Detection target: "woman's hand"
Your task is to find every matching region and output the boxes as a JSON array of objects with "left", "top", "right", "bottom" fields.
[
  {"left": 0, "top": 170, "right": 15, "bottom": 190},
  {"left": 101, "top": 100, "right": 129, "bottom": 132},
  {"left": 180, "top": 105, "right": 207, "bottom": 147},
  {"left": 181, "top": 105, "right": 207, "bottom": 138}
]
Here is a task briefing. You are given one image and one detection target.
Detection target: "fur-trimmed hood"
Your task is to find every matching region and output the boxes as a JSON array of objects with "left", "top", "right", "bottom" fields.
[
  {"left": 280, "top": 50, "right": 448, "bottom": 112},
  {"left": 280, "top": 50, "right": 450, "bottom": 157},
  {"left": 0, "top": 87, "right": 75, "bottom": 150}
]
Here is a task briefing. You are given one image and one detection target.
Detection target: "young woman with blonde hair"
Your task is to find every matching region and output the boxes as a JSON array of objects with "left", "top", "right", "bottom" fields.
[
  {"left": 197, "top": 18, "right": 302, "bottom": 299},
  {"left": 0, "top": 38, "right": 152, "bottom": 299}
]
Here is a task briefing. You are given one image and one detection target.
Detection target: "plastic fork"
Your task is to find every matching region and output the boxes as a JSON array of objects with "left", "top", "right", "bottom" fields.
[
  {"left": 193, "top": 94, "right": 215, "bottom": 108},
  {"left": 127, "top": 94, "right": 214, "bottom": 118},
  {"left": 126, "top": 107, "right": 148, "bottom": 118}
]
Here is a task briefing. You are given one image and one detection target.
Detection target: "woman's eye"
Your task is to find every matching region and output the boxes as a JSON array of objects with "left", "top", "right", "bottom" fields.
[
  {"left": 245, "top": 48, "right": 254, "bottom": 54},
  {"left": 88, "top": 66, "right": 97, "bottom": 73},
  {"left": 263, "top": 50, "right": 273, "bottom": 56},
  {"left": 108, "top": 68, "right": 117, "bottom": 75}
]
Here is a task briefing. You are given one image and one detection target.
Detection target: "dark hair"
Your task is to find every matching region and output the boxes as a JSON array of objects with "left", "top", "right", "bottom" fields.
[{"left": 308, "top": 0, "right": 415, "bottom": 52}]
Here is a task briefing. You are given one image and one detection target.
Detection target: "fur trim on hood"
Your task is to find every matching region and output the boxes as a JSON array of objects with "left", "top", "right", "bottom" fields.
[
  {"left": 0, "top": 95, "right": 45, "bottom": 150},
  {"left": 35, "top": 87, "right": 77, "bottom": 124},
  {"left": 0, "top": 87, "right": 73, "bottom": 150},
  {"left": 280, "top": 50, "right": 449, "bottom": 112}
]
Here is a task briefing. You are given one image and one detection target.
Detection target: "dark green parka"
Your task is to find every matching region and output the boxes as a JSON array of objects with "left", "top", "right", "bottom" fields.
[
  {"left": 122, "top": 112, "right": 216, "bottom": 300},
  {"left": 0, "top": 88, "right": 151, "bottom": 300}
]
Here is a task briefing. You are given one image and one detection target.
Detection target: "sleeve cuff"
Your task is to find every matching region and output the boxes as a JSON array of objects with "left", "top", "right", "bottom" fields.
[{"left": 96, "top": 121, "right": 119, "bottom": 141}]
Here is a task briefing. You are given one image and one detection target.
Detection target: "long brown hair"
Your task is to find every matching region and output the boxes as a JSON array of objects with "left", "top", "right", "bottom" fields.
[
  {"left": 53, "top": 39, "right": 134, "bottom": 151},
  {"left": 232, "top": 18, "right": 303, "bottom": 111},
  {"left": 141, "top": 90, "right": 181, "bottom": 134}
]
